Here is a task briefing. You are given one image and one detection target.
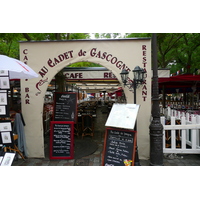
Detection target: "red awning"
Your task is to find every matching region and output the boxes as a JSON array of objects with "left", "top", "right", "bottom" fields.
[
  {"left": 159, "top": 74, "right": 200, "bottom": 84},
  {"left": 158, "top": 74, "right": 200, "bottom": 93}
]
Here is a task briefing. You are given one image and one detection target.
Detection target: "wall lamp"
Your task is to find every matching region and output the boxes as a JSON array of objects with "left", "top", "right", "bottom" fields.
[{"left": 120, "top": 66, "right": 145, "bottom": 91}]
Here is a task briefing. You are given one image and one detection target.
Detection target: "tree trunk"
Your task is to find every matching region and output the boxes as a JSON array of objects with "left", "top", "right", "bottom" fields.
[
  {"left": 22, "top": 33, "right": 32, "bottom": 41},
  {"left": 55, "top": 33, "right": 61, "bottom": 40},
  {"left": 55, "top": 71, "right": 66, "bottom": 92}
]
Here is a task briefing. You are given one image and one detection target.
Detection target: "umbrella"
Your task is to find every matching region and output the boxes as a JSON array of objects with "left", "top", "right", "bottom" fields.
[{"left": 0, "top": 55, "right": 38, "bottom": 79}]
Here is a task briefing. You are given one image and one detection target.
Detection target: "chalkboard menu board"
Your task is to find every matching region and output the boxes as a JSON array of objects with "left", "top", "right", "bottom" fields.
[
  {"left": 49, "top": 121, "right": 74, "bottom": 159},
  {"left": 53, "top": 92, "right": 77, "bottom": 122},
  {"left": 102, "top": 128, "right": 137, "bottom": 166}
]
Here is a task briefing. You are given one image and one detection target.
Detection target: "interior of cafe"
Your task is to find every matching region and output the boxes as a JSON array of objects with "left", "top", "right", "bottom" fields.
[
  {"left": 159, "top": 73, "right": 200, "bottom": 113},
  {"left": 42, "top": 67, "right": 124, "bottom": 138}
]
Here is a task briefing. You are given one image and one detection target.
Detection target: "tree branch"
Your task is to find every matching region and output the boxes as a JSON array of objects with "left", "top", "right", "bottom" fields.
[{"left": 22, "top": 33, "right": 32, "bottom": 41}]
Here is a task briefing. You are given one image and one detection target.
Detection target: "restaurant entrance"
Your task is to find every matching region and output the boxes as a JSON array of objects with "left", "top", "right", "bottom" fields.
[
  {"left": 43, "top": 65, "right": 120, "bottom": 160},
  {"left": 20, "top": 39, "right": 152, "bottom": 159}
]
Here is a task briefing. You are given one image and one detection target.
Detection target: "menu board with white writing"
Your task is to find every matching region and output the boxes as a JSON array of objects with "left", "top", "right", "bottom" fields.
[
  {"left": 49, "top": 121, "right": 74, "bottom": 159},
  {"left": 53, "top": 92, "right": 77, "bottom": 122},
  {"left": 102, "top": 128, "right": 137, "bottom": 166}
]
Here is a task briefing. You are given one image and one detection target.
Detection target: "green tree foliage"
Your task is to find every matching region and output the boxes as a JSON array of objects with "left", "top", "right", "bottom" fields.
[
  {"left": 0, "top": 33, "right": 90, "bottom": 59},
  {"left": 68, "top": 62, "right": 102, "bottom": 68},
  {"left": 125, "top": 33, "right": 151, "bottom": 38},
  {"left": 94, "top": 33, "right": 124, "bottom": 39},
  {"left": 125, "top": 33, "right": 200, "bottom": 74},
  {"left": 156, "top": 33, "right": 185, "bottom": 68},
  {"left": 0, "top": 33, "right": 22, "bottom": 58},
  {"left": 171, "top": 33, "right": 200, "bottom": 74}
]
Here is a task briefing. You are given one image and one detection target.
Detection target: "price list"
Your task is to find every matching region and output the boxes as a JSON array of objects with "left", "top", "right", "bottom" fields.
[{"left": 50, "top": 121, "right": 74, "bottom": 159}]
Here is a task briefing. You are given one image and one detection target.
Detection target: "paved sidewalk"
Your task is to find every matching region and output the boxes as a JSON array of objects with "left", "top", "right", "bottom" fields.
[
  {"left": 12, "top": 137, "right": 105, "bottom": 166},
  {"left": 12, "top": 152, "right": 200, "bottom": 166},
  {"left": 140, "top": 154, "right": 200, "bottom": 166}
]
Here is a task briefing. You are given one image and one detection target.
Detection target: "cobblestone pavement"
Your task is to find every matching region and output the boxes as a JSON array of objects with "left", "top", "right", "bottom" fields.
[
  {"left": 12, "top": 106, "right": 200, "bottom": 166},
  {"left": 140, "top": 154, "right": 200, "bottom": 166},
  {"left": 12, "top": 151, "right": 200, "bottom": 166}
]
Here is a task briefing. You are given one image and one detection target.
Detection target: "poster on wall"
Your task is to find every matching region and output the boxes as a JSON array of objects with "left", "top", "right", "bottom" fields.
[
  {"left": 0, "top": 121, "right": 14, "bottom": 147},
  {"left": 0, "top": 152, "right": 15, "bottom": 166},
  {"left": 0, "top": 77, "right": 10, "bottom": 89},
  {"left": 0, "top": 70, "right": 10, "bottom": 90},
  {"left": 1, "top": 132, "right": 12, "bottom": 143},
  {"left": 0, "top": 105, "right": 9, "bottom": 117},
  {"left": 0, "top": 70, "right": 9, "bottom": 76},
  {"left": 53, "top": 92, "right": 77, "bottom": 123},
  {"left": 0, "top": 121, "right": 12, "bottom": 132},
  {"left": 0, "top": 92, "right": 7, "bottom": 105},
  {"left": 0, "top": 106, "right": 6, "bottom": 115},
  {"left": 0, "top": 71, "right": 10, "bottom": 117}
]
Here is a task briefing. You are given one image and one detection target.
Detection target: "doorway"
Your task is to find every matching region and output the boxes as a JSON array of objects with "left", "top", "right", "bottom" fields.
[{"left": 43, "top": 64, "right": 124, "bottom": 163}]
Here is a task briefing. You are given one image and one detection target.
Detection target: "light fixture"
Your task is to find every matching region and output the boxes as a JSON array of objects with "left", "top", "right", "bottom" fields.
[
  {"left": 120, "top": 69, "right": 129, "bottom": 85},
  {"left": 132, "top": 66, "right": 145, "bottom": 86},
  {"left": 120, "top": 66, "right": 145, "bottom": 89}
]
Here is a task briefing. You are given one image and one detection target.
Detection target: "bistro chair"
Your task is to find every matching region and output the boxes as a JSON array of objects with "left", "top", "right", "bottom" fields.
[
  {"left": 4, "top": 134, "right": 25, "bottom": 160},
  {"left": 74, "top": 116, "right": 82, "bottom": 137},
  {"left": 81, "top": 114, "right": 94, "bottom": 139}
]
